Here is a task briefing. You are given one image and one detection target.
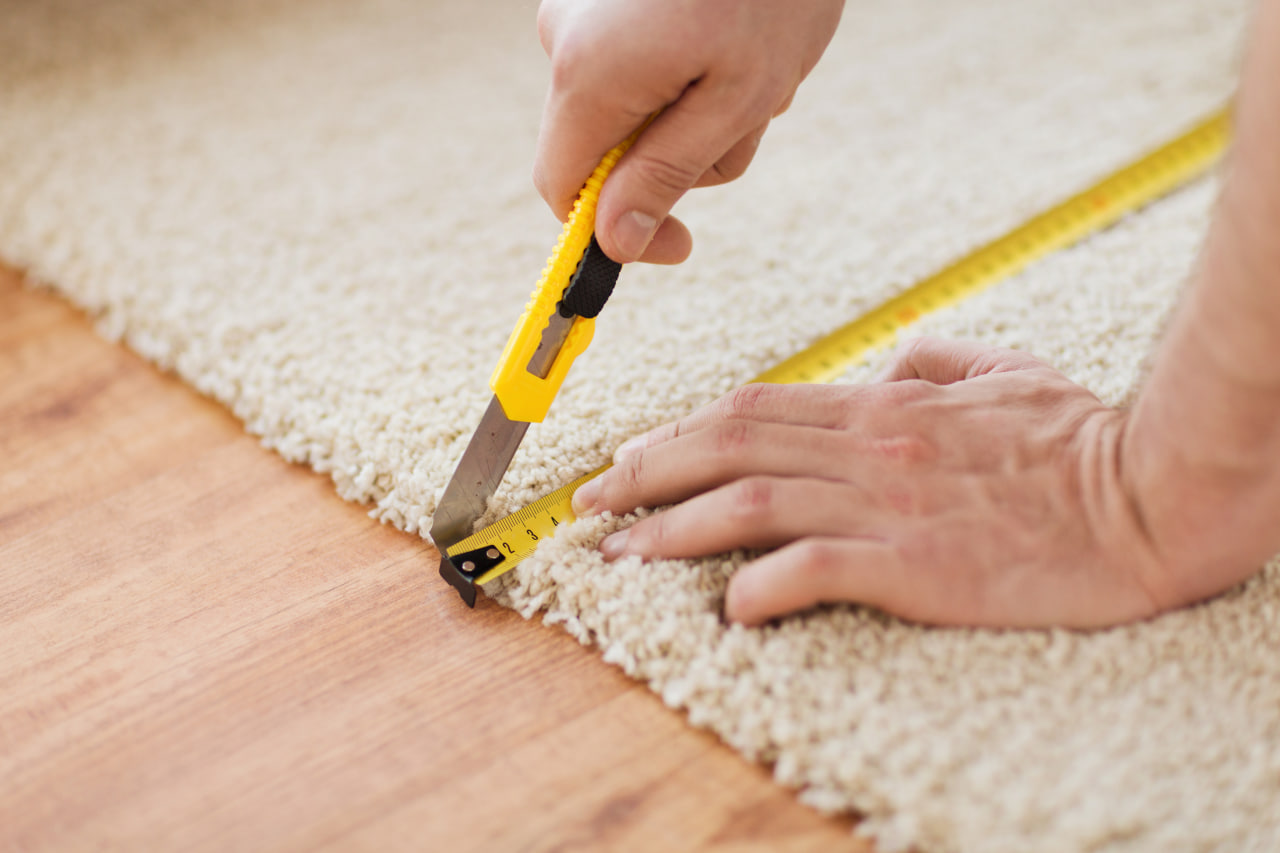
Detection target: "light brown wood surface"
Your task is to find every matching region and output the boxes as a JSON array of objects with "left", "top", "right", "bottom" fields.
[{"left": 0, "top": 267, "right": 872, "bottom": 852}]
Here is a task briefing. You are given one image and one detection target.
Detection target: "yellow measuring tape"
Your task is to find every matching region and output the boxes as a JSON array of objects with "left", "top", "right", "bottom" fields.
[{"left": 446, "top": 108, "right": 1231, "bottom": 586}]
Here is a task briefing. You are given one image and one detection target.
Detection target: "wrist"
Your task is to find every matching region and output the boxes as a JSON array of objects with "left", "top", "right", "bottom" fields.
[{"left": 1122, "top": 291, "right": 1280, "bottom": 604}]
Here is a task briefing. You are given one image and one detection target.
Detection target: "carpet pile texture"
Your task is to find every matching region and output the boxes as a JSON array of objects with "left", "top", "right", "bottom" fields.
[{"left": 4, "top": 0, "right": 1277, "bottom": 849}]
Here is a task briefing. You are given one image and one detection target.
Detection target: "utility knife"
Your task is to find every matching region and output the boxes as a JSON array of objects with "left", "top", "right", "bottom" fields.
[{"left": 429, "top": 130, "right": 640, "bottom": 606}]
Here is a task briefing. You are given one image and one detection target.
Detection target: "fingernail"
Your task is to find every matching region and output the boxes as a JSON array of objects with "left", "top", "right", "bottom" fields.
[
  {"left": 614, "top": 210, "right": 659, "bottom": 261},
  {"left": 571, "top": 478, "right": 602, "bottom": 515},
  {"left": 600, "top": 529, "right": 630, "bottom": 560},
  {"left": 614, "top": 434, "right": 646, "bottom": 462}
]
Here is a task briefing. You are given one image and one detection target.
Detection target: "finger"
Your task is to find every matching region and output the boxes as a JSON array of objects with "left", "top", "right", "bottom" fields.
[
  {"left": 725, "top": 537, "right": 916, "bottom": 626},
  {"left": 635, "top": 216, "right": 692, "bottom": 265},
  {"left": 599, "top": 477, "right": 886, "bottom": 561},
  {"left": 594, "top": 78, "right": 782, "bottom": 263},
  {"left": 614, "top": 384, "right": 861, "bottom": 462},
  {"left": 577, "top": 420, "right": 862, "bottom": 516},
  {"left": 534, "top": 85, "right": 662, "bottom": 223},
  {"left": 692, "top": 121, "right": 769, "bottom": 189},
  {"left": 877, "top": 336, "right": 1048, "bottom": 385}
]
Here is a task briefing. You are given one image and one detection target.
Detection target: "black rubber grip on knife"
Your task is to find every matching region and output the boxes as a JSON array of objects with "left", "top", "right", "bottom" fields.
[{"left": 559, "top": 235, "right": 622, "bottom": 319}]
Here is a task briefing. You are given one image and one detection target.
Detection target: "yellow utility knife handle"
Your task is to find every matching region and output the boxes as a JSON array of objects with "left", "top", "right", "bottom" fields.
[{"left": 490, "top": 128, "right": 643, "bottom": 423}]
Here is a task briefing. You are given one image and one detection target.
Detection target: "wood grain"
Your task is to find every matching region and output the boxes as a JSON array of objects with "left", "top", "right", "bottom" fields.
[{"left": 0, "top": 267, "right": 873, "bottom": 852}]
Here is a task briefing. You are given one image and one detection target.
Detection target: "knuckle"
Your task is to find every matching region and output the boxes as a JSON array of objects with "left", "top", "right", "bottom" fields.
[
  {"left": 629, "top": 151, "right": 705, "bottom": 199},
  {"left": 872, "top": 435, "right": 937, "bottom": 466},
  {"left": 874, "top": 377, "right": 934, "bottom": 405},
  {"left": 970, "top": 348, "right": 1013, "bottom": 377},
  {"left": 613, "top": 451, "right": 646, "bottom": 497},
  {"left": 545, "top": 29, "right": 589, "bottom": 90},
  {"left": 535, "top": 2, "right": 556, "bottom": 54},
  {"left": 999, "top": 347, "right": 1050, "bottom": 373},
  {"left": 897, "top": 335, "right": 934, "bottom": 365},
  {"left": 790, "top": 540, "right": 841, "bottom": 585},
  {"left": 638, "top": 512, "right": 669, "bottom": 549},
  {"left": 721, "top": 383, "right": 773, "bottom": 420},
  {"left": 727, "top": 476, "right": 777, "bottom": 523},
  {"left": 709, "top": 420, "right": 755, "bottom": 457},
  {"left": 821, "top": 387, "right": 863, "bottom": 427}
]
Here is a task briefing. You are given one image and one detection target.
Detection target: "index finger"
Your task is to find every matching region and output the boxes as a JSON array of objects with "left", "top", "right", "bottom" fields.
[
  {"left": 533, "top": 80, "right": 671, "bottom": 222},
  {"left": 613, "top": 384, "right": 860, "bottom": 462}
]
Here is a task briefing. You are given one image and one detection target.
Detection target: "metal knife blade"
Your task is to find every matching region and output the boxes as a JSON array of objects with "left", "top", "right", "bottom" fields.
[{"left": 430, "top": 309, "right": 576, "bottom": 552}]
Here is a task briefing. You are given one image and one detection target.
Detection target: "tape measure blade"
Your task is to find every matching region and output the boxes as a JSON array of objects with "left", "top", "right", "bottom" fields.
[{"left": 457, "top": 467, "right": 606, "bottom": 585}]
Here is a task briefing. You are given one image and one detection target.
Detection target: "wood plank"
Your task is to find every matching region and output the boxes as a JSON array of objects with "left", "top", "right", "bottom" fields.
[{"left": 0, "top": 267, "right": 871, "bottom": 852}]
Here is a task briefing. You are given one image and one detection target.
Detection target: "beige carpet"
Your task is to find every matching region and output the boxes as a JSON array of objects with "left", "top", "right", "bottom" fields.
[{"left": 4, "top": 0, "right": 1277, "bottom": 849}]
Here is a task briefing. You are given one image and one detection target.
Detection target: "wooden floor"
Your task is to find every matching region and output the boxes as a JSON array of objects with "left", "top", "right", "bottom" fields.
[{"left": 0, "top": 267, "right": 870, "bottom": 852}]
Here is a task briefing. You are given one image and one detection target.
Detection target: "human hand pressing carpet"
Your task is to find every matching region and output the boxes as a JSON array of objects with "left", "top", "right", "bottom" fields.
[
  {"left": 565, "top": 0, "right": 1280, "bottom": 629},
  {"left": 572, "top": 338, "right": 1177, "bottom": 629},
  {"left": 572, "top": 327, "right": 1280, "bottom": 628}
]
